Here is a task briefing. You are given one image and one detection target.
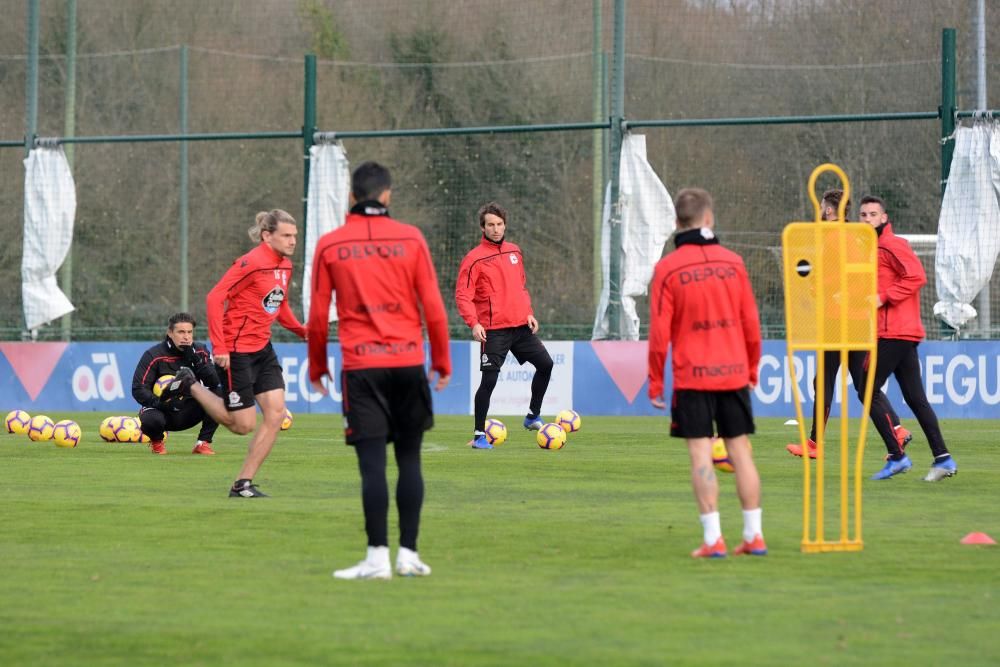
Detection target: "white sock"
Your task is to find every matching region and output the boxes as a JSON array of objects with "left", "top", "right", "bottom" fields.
[
  {"left": 397, "top": 546, "right": 418, "bottom": 562},
  {"left": 366, "top": 545, "right": 390, "bottom": 567},
  {"left": 699, "top": 511, "right": 721, "bottom": 545},
  {"left": 742, "top": 508, "right": 762, "bottom": 543}
]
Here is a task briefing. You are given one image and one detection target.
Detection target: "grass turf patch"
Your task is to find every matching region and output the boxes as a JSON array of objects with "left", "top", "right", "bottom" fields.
[{"left": 1, "top": 414, "right": 997, "bottom": 666}]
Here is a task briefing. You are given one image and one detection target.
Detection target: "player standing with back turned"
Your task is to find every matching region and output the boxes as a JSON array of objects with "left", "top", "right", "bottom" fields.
[
  {"left": 647, "top": 188, "right": 766, "bottom": 558},
  {"left": 309, "top": 161, "right": 451, "bottom": 580}
]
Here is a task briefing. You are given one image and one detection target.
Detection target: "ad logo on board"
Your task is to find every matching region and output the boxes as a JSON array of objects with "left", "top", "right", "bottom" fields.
[{"left": 72, "top": 353, "right": 125, "bottom": 402}]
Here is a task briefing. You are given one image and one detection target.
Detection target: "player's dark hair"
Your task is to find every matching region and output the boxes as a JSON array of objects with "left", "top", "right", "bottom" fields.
[
  {"left": 821, "top": 188, "right": 851, "bottom": 218},
  {"left": 168, "top": 312, "right": 196, "bottom": 330},
  {"left": 351, "top": 161, "right": 392, "bottom": 201},
  {"left": 477, "top": 201, "right": 508, "bottom": 228},
  {"left": 249, "top": 209, "right": 295, "bottom": 243},
  {"left": 860, "top": 194, "right": 886, "bottom": 210},
  {"left": 674, "top": 188, "right": 714, "bottom": 229}
]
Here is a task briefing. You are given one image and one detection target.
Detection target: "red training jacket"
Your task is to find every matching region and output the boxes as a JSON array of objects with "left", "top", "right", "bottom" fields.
[
  {"left": 307, "top": 208, "right": 451, "bottom": 377},
  {"left": 206, "top": 242, "right": 306, "bottom": 355},
  {"left": 455, "top": 236, "right": 533, "bottom": 330},
  {"left": 876, "top": 222, "right": 926, "bottom": 341},
  {"left": 647, "top": 229, "right": 762, "bottom": 397}
]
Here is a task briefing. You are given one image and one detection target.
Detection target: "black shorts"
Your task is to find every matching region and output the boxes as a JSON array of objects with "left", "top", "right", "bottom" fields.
[
  {"left": 480, "top": 325, "right": 551, "bottom": 371},
  {"left": 342, "top": 365, "right": 433, "bottom": 445},
  {"left": 670, "top": 387, "right": 755, "bottom": 439},
  {"left": 221, "top": 343, "right": 285, "bottom": 412}
]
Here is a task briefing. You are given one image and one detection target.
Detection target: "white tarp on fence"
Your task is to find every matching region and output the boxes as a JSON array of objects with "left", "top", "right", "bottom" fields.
[
  {"left": 934, "top": 124, "right": 1000, "bottom": 331},
  {"left": 303, "top": 142, "right": 350, "bottom": 322},
  {"left": 22, "top": 147, "right": 76, "bottom": 331},
  {"left": 592, "top": 134, "right": 674, "bottom": 340}
]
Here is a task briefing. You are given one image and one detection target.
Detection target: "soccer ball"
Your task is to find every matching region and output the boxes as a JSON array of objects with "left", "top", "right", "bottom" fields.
[
  {"left": 99, "top": 416, "right": 121, "bottom": 442},
  {"left": 712, "top": 438, "right": 752, "bottom": 473},
  {"left": 53, "top": 420, "right": 82, "bottom": 448},
  {"left": 536, "top": 422, "right": 567, "bottom": 450},
  {"left": 555, "top": 409, "right": 581, "bottom": 433},
  {"left": 484, "top": 418, "right": 507, "bottom": 446},
  {"left": 711, "top": 438, "right": 735, "bottom": 473},
  {"left": 152, "top": 374, "right": 176, "bottom": 398},
  {"left": 117, "top": 416, "right": 142, "bottom": 443},
  {"left": 5, "top": 409, "right": 31, "bottom": 435},
  {"left": 280, "top": 408, "right": 293, "bottom": 431},
  {"left": 27, "top": 415, "right": 55, "bottom": 442}
]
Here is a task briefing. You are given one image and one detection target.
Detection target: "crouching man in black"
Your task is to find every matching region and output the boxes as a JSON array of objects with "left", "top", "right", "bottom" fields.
[{"left": 131, "top": 312, "right": 222, "bottom": 455}]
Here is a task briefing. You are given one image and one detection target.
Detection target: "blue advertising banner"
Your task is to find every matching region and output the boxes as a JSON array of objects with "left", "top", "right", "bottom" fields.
[{"left": 2, "top": 340, "right": 999, "bottom": 419}]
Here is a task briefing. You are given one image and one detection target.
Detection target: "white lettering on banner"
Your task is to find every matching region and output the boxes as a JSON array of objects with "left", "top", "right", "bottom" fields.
[
  {"left": 945, "top": 355, "right": 975, "bottom": 405},
  {"left": 752, "top": 350, "right": 1000, "bottom": 410},
  {"left": 71, "top": 352, "right": 124, "bottom": 402},
  {"left": 468, "top": 342, "right": 573, "bottom": 416},
  {"left": 979, "top": 357, "right": 1000, "bottom": 405},
  {"left": 281, "top": 356, "right": 342, "bottom": 403},
  {"left": 925, "top": 355, "right": 944, "bottom": 404}
]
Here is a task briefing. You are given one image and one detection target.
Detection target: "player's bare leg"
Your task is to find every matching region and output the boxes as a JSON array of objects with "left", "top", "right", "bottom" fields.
[
  {"left": 236, "top": 388, "right": 285, "bottom": 481},
  {"left": 186, "top": 382, "right": 255, "bottom": 435},
  {"left": 687, "top": 437, "right": 726, "bottom": 557},
  {"left": 726, "top": 435, "right": 766, "bottom": 555}
]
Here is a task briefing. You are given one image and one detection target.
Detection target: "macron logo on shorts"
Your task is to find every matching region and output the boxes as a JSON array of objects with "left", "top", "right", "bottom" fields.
[{"left": 228, "top": 391, "right": 243, "bottom": 408}]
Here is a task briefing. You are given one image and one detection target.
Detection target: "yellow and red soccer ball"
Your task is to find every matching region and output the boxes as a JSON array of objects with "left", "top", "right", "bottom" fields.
[
  {"left": 5, "top": 409, "right": 32, "bottom": 435},
  {"left": 536, "top": 422, "right": 567, "bottom": 450},
  {"left": 484, "top": 418, "right": 507, "bottom": 446},
  {"left": 711, "top": 437, "right": 752, "bottom": 473},
  {"left": 53, "top": 420, "right": 82, "bottom": 448},
  {"left": 27, "top": 415, "right": 56, "bottom": 442},
  {"left": 555, "top": 409, "right": 581, "bottom": 433},
  {"left": 152, "top": 374, "right": 176, "bottom": 398}
]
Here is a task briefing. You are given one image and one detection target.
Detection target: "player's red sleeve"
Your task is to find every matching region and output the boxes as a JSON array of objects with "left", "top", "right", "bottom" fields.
[
  {"left": 647, "top": 268, "right": 672, "bottom": 400},
  {"left": 206, "top": 259, "right": 250, "bottom": 354},
  {"left": 520, "top": 252, "right": 534, "bottom": 318},
  {"left": 454, "top": 252, "right": 479, "bottom": 329},
  {"left": 416, "top": 240, "right": 452, "bottom": 377},
  {"left": 307, "top": 243, "right": 334, "bottom": 383},
  {"left": 277, "top": 296, "right": 307, "bottom": 340},
  {"left": 881, "top": 243, "right": 927, "bottom": 306},
  {"left": 739, "top": 265, "right": 762, "bottom": 386}
]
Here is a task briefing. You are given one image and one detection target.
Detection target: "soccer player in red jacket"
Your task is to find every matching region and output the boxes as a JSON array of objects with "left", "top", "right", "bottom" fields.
[
  {"left": 647, "top": 188, "right": 766, "bottom": 558},
  {"left": 455, "top": 201, "right": 553, "bottom": 449},
  {"left": 308, "top": 162, "right": 451, "bottom": 580},
  {"left": 860, "top": 196, "right": 957, "bottom": 482},
  {"left": 171, "top": 209, "right": 307, "bottom": 498},
  {"left": 786, "top": 189, "right": 911, "bottom": 459}
]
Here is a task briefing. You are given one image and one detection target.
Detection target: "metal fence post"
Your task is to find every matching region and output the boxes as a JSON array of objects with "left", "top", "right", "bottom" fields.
[
  {"left": 606, "top": 0, "right": 626, "bottom": 339},
  {"left": 60, "top": 0, "right": 77, "bottom": 340},
  {"left": 303, "top": 55, "right": 317, "bottom": 227},
  {"left": 941, "top": 28, "right": 956, "bottom": 197},
  {"left": 179, "top": 45, "right": 190, "bottom": 312}
]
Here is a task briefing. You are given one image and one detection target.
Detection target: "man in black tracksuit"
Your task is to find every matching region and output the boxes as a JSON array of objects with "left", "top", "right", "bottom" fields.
[{"left": 131, "top": 312, "right": 222, "bottom": 456}]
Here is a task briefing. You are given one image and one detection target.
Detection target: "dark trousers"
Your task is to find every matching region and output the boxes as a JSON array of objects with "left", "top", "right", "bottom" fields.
[
  {"left": 474, "top": 330, "right": 554, "bottom": 431},
  {"left": 354, "top": 433, "right": 424, "bottom": 550},
  {"left": 810, "top": 349, "right": 901, "bottom": 451},
  {"left": 869, "top": 339, "right": 950, "bottom": 460},
  {"left": 139, "top": 401, "right": 218, "bottom": 443}
]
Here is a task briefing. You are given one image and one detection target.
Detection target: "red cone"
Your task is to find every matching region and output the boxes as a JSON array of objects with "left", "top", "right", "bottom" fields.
[{"left": 960, "top": 532, "right": 997, "bottom": 545}]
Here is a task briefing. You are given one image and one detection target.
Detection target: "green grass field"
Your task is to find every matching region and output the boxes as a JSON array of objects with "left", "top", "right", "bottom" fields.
[{"left": 2, "top": 413, "right": 997, "bottom": 666}]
